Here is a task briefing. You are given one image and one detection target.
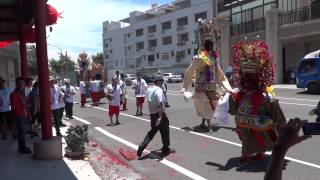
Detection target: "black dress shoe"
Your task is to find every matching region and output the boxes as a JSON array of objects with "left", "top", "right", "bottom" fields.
[
  {"left": 162, "top": 148, "right": 176, "bottom": 156},
  {"left": 137, "top": 146, "right": 144, "bottom": 157},
  {"left": 19, "top": 147, "right": 32, "bottom": 154}
]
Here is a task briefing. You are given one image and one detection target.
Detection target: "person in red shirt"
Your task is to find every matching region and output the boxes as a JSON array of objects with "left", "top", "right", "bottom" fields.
[{"left": 10, "top": 77, "right": 31, "bottom": 154}]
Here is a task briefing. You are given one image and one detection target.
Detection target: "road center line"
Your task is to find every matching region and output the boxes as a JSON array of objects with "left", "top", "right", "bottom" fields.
[
  {"left": 95, "top": 127, "right": 207, "bottom": 180},
  {"left": 83, "top": 105, "right": 320, "bottom": 169}
]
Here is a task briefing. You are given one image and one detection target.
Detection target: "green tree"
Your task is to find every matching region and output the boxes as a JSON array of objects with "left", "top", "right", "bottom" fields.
[
  {"left": 27, "top": 45, "right": 38, "bottom": 76},
  {"left": 91, "top": 52, "right": 104, "bottom": 65},
  {"left": 49, "top": 51, "right": 76, "bottom": 75}
]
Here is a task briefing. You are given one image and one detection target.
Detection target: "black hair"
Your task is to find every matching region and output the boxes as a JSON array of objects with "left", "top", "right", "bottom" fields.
[
  {"left": 16, "top": 77, "right": 25, "bottom": 85},
  {"left": 33, "top": 82, "right": 39, "bottom": 88}
]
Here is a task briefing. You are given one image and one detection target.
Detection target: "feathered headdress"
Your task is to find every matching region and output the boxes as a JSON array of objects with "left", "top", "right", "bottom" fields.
[
  {"left": 197, "top": 18, "right": 220, "bottom": 51},
  {"left": 232, "top": 38, "right": 275, "bottom": 89}
]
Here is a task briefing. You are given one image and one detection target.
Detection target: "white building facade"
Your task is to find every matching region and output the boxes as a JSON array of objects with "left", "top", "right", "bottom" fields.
[{"left": 102, "top": 0, "right": 214, "bottom": 78}]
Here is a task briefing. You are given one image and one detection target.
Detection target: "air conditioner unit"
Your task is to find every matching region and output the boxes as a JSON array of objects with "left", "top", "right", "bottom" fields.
[
  {"left": 147, "top": 32, "right": 155, "bottom": 37},
  {"left": 177, "top": 41, "right": 186, "bottom": 46},
  {"left": 176, "top": 25, "right": 185, "bottom": 31},
  {"left": 162, "top": 30, "right": 166, "bottom": 34},
  {"left": 136, "top": 48, "right": 140, "bottom": 52},
  {"left": 148, "top": 47, "right": 155, "bottom": 51}
]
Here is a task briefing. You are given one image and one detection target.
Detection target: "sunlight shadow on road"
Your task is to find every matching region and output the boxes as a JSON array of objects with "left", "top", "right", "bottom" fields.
[{"left": 206, "top": 156, "right": 289, "bottom": 173}]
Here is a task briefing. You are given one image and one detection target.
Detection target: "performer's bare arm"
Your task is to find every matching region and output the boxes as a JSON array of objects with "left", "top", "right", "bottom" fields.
[{"left": 182, "top": 56, "right": 198, "bottom": 91}]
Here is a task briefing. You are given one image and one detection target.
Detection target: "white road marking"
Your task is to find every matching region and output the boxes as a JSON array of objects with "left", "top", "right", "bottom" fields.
[
  {"left": 279, "top": 102, "right": 316, "bottom": 107},
  {"left": 95, "top": 127, "right": 207, "bottom": 180},
  {"left": 83, "top": 105, "right": 320, "bottom": 169},
  {"left": 73, "top": 116, "right": 91, "bottom": 125},
  {"left": 277, "top": 97, "right": 319, "bottom": 102}
]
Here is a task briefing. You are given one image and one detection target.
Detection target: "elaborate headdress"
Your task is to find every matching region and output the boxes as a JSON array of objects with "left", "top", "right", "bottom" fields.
[
  {"left": 232, "top": 38, "right": 275, "bottom": 89},
  {"left": 197, "top": 18, "right": 220, "bottom": 51}
]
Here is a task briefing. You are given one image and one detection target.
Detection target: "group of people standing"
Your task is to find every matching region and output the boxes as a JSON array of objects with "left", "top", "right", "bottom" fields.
[{"left": 0, "top": 76, "right": 77, "bottom": 154}]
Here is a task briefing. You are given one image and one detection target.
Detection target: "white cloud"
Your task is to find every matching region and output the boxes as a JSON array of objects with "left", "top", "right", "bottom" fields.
[{"left": 47, "top": 0, "right": 150, "bottom": 60}]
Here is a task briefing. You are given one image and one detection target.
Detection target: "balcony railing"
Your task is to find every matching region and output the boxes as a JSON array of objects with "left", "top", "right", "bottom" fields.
[
  {"left": 279, "top": 4, "right": 320, "bottom": 26},
  {"left": 230, "top": 18, "right": 265, "bottom": 36}
]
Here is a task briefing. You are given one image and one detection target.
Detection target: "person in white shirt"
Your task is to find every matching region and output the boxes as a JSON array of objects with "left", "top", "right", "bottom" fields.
[
  {"left": 0, "top": 78, "right": 14, "bottom": 140},
  {"left": 132, "top": 72, "right": 148, "bottom": 116},
  {"left": 24, "top": 77, "right": 33, "bottom": 97},
  {"left": 61, "top": 79, "right": 76, "bottom": 119},
  {"left": 105, "top": 76, "right": 122, "bottom": 126},
  {"left": 79, "top": 81, "right": 87, "bottom": 108},
  {"left": 137, "top": 75, "right": 175, "bottom": 157},
  {"left": 90, "top": 78, "right": 100, "bottom": 106},
  {"left": 119, "top": 74, "right": 127, "bottom": 111},
  {"left": 49, "top": 78, "right": 64, "bottom": 136}
]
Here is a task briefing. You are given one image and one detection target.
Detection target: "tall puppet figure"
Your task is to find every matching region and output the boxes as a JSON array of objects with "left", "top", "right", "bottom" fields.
[
  {"left": 181, "top": 19, "right": 232, "bottom": 130},
  {"left": 230, "top": 38, "right": 286, "bottom": 164}
]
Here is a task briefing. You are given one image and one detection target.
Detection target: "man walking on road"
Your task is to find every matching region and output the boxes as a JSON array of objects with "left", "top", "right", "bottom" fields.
[
  {"left": 61, "top": 79, "right": 76, "bottom": 119},
  {"left": 137, "top": 75, "right": 175, "bottom": 157},
  {"left": 132, "top": 72, "right": 147, "bottom": 116},
  {"left": 105, "top": 76, "right": 122, "bottom": 126}
]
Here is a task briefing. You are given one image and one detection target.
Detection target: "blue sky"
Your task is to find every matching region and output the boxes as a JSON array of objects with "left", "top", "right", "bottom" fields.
[{"left": 47, "top": 0, "right": 171, "bottom": 60}]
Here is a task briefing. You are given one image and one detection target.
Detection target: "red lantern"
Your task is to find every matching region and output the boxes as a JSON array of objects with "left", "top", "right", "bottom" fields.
[
  {"left": 46, "top": 4, "right": 62, "bottom": 25},
  {"left": 0, "top": 41, "right": 14, "bottom": 48}
]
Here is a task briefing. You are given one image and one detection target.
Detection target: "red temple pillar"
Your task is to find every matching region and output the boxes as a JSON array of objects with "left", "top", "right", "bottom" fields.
[
  {"left": 19, "top": 39, "right": 28, "bottom": 79},
  {"left": 34, "top": 0, "right": 52, "bottom": 140}
]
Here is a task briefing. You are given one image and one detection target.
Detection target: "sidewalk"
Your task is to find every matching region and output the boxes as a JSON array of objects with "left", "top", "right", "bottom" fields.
[{"left": 0, "top": 122, "right": 100, "bottom": 180}]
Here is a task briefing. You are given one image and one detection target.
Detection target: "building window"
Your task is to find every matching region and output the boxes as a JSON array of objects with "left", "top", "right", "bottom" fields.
[
  {"left": 162, "top": 21, "right": 171, "bottom": 30},
  {"left": 148, "top": 55, "right": 155, "bottom": 65},
  {"left": 148, "top": 39, "right": 157, "bottom": 48},
  {"left": 148, "top": 25, "right": 157, "bottom": 33},
  {"left": 136, "top": 42, "right": 144, "bottom": 50},
  {"left": 105, "top": 43, "right": 108, "bottom": 48},
  {"left": 178, "top": 33, "right": 189, "bottom": 42},
  {"left": 194, "top": 48, "right": 198, "bottom": 55},
  {"left": 162, "top": 36, "right": 172, "bottom": 45},
  {"left": 156, "top": 53, "right": 160, "bottom": 59},
  {"left": 162, "top": 53, "right": 170, "bottom": 60},
  {"left": 171, "top": 51, "right": 175, "bottom": 57},
  {"left": 136, "top": 28, "right": 144, "bottom": 36},
  {"left": 188, "top": 48, "right": 191, "bottom": 55},
  {"left": 194, "top": 11, "right": 207, "bottom": 22},
  {"left": 176, "top": 50, "right": 186, "bottom": 62},
  {"left": 278, "top": 0, "right": 297, "bottom": 12},
  {"left": 177, "top": 16, "right": 188, "bottom": 26}
]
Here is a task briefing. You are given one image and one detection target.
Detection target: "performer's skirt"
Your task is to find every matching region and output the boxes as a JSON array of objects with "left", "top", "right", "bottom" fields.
[{"left": 193, "top": 92, "right": 217, "bottom": 120}]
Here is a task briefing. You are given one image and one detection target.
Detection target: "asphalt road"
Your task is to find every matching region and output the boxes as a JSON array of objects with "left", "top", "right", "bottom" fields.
[{"left": 71, "top": 83, "right": 320, "bottom": 180}]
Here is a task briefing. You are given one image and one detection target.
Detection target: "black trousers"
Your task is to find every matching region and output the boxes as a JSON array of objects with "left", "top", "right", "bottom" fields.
[
  {"left": 52, "top": 109, "right": 61, "bottom": 135},
  {"left": 65, "top": 102, "right": 73, "bottom": 118},
  {"left": 139, "top": 113, "right": 170, "bottom": 152},
  {"left": 16, "top": 117, "right": 27, "bottom": 150}
]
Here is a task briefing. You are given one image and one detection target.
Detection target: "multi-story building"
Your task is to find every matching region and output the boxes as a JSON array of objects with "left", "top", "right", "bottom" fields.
[
  {"left": 102, "top": 0, "right": 213, "bottom": 78},
  {"left": 216, "top": 0, "right": 320, "bottom": 83},
  {"left": 0, "top": 43, "right": 19, "bottom": 88}
]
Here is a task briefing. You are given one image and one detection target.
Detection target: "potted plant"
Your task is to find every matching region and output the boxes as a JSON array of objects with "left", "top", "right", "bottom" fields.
[{"left": 64, "top": 125, "right": 89, "bottom": 158}]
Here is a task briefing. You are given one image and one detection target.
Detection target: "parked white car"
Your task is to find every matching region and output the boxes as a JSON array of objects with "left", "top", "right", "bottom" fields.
[
  {"left": 163, "top": 73, "right": 183, "bottom": 83},
  {"left": 123, "top": 74, "right": 136, "bottom": 86}
]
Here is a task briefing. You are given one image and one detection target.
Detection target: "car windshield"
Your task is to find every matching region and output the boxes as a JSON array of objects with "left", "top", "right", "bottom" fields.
[{"left": 172, "top": 73, "right": 179, "bottom": 75}]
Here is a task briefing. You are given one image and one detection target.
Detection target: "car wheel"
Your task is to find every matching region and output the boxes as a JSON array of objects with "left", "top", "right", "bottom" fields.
[{"left": 307, "top": 82, "right": 320, "bottom": 94}]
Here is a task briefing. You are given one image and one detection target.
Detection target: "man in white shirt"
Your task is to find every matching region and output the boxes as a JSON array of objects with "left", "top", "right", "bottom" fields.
[
  {"left": 119, "top": 74, "right": 127, "bottom": 111},
  {"left": 61, "top": 79, "right": 76, "bottom": 119},
  {"left": 49, "top": 78, "right": 64, "bottom": 136},
  {"left": 105, "top": 76, "right": 122, "bottom": 126},
  {"left": 90, "top": 78, "right": 100, "bottom": 106},
  {"left": 0, "top": 78, "right": 13, "bottom": 140},
  {"left": 79, "top": 81, "right": 87, "bottom": 108},
  {"left": 24, "top": 77, "right": 33, "bottom": 97},
  {"left": 137, "top": 75, "right": 175, "bottom": 157},
  {"left": 132, "top": 72, "right": 148, "bottom": 116}
]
